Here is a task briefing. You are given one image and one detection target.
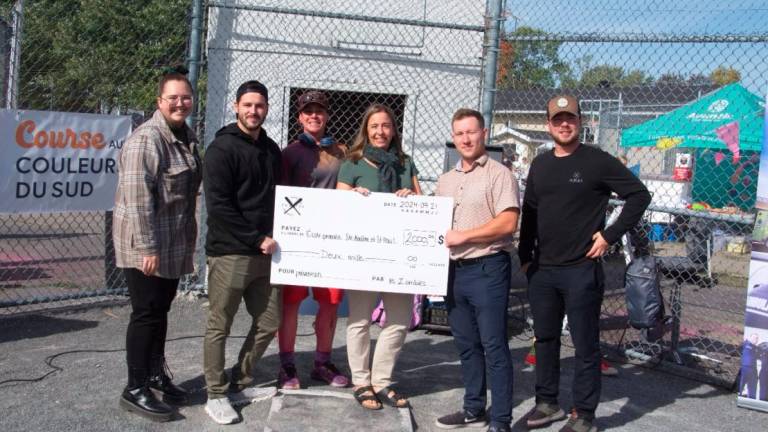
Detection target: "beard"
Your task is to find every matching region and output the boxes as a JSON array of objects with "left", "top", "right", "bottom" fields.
[
  {"left": 237, "top": 112, "right": 263, "bottom": 131},
  {"left": 552, "top": 133, "right": 579, "bottom": 147}
]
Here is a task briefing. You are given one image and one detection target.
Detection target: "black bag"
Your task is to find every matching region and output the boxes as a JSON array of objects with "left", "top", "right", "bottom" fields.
[{"left": 624, "top": 255, "right": 664, "bottom": 329}]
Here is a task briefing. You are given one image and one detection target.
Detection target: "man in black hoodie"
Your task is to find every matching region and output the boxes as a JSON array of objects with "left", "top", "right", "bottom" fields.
[{"left": 202, "top": 81, "right": 282, "bottom": 425}]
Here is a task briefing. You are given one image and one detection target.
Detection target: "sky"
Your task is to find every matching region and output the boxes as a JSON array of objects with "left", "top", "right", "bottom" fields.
[{"left": 503, "top": 0, "right": 768, "bottom": 94}]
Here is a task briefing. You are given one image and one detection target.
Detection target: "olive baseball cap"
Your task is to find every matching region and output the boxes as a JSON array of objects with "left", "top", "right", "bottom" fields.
[{"left": 546, "top": 94, "right": 580, "bottom": 119}]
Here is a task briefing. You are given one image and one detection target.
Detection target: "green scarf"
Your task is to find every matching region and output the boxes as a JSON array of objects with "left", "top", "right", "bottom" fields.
[{"left": 363, "top": 144, "right": 400, "bottom": 193}]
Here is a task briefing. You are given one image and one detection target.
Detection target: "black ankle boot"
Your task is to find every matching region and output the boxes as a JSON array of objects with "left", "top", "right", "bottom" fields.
[
  {"left": 149, "top": 356, "right": 188, "bottom": 404},
  {"left": 120, "top": 368, "right": 173, "bottom": 422}
]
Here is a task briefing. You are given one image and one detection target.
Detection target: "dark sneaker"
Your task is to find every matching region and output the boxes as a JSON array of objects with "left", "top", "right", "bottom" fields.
[
  {"left": 524, "top": 352, "right": 536, "bottom": 367},
  {"left": 600, "top": 358, "right": 618, "bottom": 377},
  {"left": 435, "top": 410, "right": 488, "bottom": 429},
  {"left": 559, "top": 410, "right": 598, "bottom": 432},
  {"left": 119, "top": 386, "right": 173, "bottom": 422},
  {"left": 310, "top": 361, "right": 349, "bottom": 387},
  {"left": 278, "top": 364, "right": 300, "bottom": 390},
  {"left": 524, "top": 402, "right": 566, "bottom": 429},
  {"left": 487, "top": 424, "right": 511, "bottom": 432}
]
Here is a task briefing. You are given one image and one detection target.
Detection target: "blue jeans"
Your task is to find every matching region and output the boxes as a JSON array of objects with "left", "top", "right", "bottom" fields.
[{"left": 447, "top": 252, "right": 513, "bottom": 427}]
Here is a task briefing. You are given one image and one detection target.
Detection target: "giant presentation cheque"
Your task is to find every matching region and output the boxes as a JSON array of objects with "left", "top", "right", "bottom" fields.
[{"left": 270, "top": 185, "right": 453, "bottom": 296}]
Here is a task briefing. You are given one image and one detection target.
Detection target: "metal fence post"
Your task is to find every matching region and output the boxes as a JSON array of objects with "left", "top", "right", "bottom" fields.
[
  {"left": 186, "top": 0, "right": 203, "bottom": 131},
  {"left": 5, "top": 0, "right": 24, "bottom": 109},
  {"left": 481, "top": 0, "right": 503, "bottom": 142}
]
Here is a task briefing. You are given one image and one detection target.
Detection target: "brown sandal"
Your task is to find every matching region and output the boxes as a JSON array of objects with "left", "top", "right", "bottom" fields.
[{"left": 353, "top": 386, "right": 382, "bottom": 410}]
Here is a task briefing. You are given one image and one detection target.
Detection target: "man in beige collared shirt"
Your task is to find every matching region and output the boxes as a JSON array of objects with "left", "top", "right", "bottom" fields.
[{"left": 434, "top": 108, "right": 520, "bottom": 432}]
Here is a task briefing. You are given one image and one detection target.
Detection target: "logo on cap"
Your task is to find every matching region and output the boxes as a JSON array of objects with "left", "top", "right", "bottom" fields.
[
  {"left": 557, "top": 98, "right": 570, "bottom": 108},
  {"left": 298, "top": 91, "right": 329, "bottom": 111}
]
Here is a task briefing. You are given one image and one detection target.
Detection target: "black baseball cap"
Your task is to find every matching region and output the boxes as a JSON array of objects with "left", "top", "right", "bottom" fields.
[
  {"left": 236, "top": 80, "right": 269, "bottom": 103},
  {"left": 297, "top": 91, "right": 329, "bottom": 111}
]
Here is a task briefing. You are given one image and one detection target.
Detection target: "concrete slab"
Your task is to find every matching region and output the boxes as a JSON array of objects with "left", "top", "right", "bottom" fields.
[{"left": 266, "top": 389, "right": 412, "bottom": 432}]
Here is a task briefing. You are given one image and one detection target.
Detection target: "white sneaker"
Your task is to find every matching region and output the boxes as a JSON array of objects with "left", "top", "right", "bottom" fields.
[
  {"left": 205, "top": 397, "right": 239, "bottom": 425},
  {"left": 229, "top": 386, "right": 277, "bottom": 406}
]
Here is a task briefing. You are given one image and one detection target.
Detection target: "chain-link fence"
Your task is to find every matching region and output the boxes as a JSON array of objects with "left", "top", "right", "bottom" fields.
[
  {"left": 202, "top": 0, "right": 487, "bottom": 193},
  {"left": 0, "top": 0, "right": 192, "bottom": 313},
  {"left": 2, "top": 0, "right": 767, "bottom": 388},
  {"left": 495, "top": 1, "right": 768, "bottom": 385},
  {"left": 0, "top": 0, "right": 487, "bottom": 312}
]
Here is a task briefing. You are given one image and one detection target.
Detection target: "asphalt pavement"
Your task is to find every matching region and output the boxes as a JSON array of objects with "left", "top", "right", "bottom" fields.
[{"left": 0, "top": 295, "right": 764, "bottom": 432}]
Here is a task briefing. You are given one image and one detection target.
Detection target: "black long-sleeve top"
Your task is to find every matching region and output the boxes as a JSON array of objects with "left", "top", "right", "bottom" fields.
[
  {"left": 518, "top": 144, "right": 651, "bottom": 267},
  {"left": 203, "top": 123, "right": 281, "bottom": 256}
]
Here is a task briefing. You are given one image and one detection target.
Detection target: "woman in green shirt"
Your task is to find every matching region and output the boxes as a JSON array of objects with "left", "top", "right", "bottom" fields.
[{"left": 337, "top": 104, "right": 421, "bottom": 410}]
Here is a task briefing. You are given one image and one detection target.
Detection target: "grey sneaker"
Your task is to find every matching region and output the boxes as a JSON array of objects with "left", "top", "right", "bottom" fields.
[
  {"left": 229, "top": 386, "right": 277, "bottom": 406},
  {"left": 559, "top": 411, "right": 598, "bottom": 432},
  {"left": 205, "top": 397, "right": 238, "bottom": 425},
  {"left": 435, "top": 410, "right": 488, "bottom": 429},
  {"left": 525, "top": 402, "right": 566, "bottom": 429}
]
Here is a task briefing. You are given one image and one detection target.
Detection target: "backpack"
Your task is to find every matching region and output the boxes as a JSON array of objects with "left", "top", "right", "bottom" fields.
[
  {"left": 610, "top": 207, "right": 667, "bottom": 340},
  {"left": 624, "top": 254, "right": 665, "bottom": 329}
]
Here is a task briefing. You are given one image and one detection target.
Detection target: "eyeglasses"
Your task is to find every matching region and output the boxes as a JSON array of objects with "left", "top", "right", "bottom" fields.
[
  {"left": 452, "top": 129, "right": 483, "bottom": 139},
  {"left": 160, "top": 95, "right": 194, "bottom": 105}
]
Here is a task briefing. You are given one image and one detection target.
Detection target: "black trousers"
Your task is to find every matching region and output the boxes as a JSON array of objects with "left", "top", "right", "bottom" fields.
[
  {"left": 527, "top": 260, "right": 604, "bottom": 420},
  {"left": 124, "top": 268, "right": 179, "bottom": 374}
]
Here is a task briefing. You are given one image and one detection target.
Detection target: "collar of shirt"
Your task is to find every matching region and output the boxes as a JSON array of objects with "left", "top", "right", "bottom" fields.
[{"left": 453, "top": 153, "right": 489, "bottom": 173}]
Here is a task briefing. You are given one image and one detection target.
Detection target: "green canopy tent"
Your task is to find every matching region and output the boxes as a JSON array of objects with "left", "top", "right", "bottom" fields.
[
  {"left": 621, "top": 83, "right": 764, "bottom": 151},
  {"left": 621, "top": 83, "right": 765, "bottom": 210}
]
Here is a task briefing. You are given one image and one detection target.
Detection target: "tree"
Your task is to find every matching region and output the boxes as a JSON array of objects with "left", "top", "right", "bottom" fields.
[
  {"left": 580, "top": 65, "right": 623, "bottom": 88},
  {"left": 656, "top": 73, "right": 687, "bottom": 86},
  {"left": 496, "top": 38, "right": 514, "bottom": 86},
  {"left": 496, "top": 26, "right": 570, "bottom": 90},
  {"left": 622, "top": 70, "right": 653, "bottom": 87},
  {"left": 710, "top": 66, "right": 741, "bottom": 86},
  {"left": 559, "top": 54, "right": 592, "bottom": 88},
  {"left": 578, "top": 65, "right": 652, "bottom": 88},
  {"left": 18, "top": 0, "right": 189, "bottom": 114},
  {"left": 687, "top": 73, "right": 713, "bottom": 86}
]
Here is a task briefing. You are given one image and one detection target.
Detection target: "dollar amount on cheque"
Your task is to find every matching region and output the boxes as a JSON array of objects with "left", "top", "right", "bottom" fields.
[{"left": 270, "top": 186, "right": 454, "bottom": 295}]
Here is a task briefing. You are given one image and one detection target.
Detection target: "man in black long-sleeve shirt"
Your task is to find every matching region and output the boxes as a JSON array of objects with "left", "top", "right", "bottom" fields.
[
  {"left": 202, "top": 81, "right": 282, "bottom": 425},
  {"left": 518, "top": 95, "right": 651, "bottom": 432}
]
